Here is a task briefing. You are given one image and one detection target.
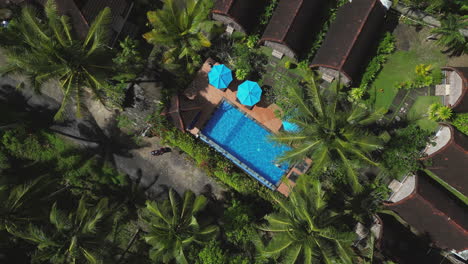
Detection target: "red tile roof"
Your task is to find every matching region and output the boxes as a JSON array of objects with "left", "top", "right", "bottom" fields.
[
  {"left": 310, "top": 0, "right": 387, "bottom": 84},
  {"left": 422, "top": 125, "right": 468, "bottom": 197},
  {"left": 385, "top": 173, "right": 468, "bottom": 251},
  {"left": 260, "top": 0, "right": 325, "bottom": 58},
  {"left": 212, "top": 0, "right": 267, "bottom": 33}
]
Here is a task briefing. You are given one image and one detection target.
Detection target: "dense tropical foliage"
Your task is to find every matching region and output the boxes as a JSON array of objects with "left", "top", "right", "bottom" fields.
[
  {"left": 8, "top": 197, "right": 112, "bottom": 264},
  {"left": 0, "top": 0, "right": 114, "bottom": 120},
  {"left": 143, "top": 0, "right": 214, "bottom": 74},
  {"left": 0, "top": 0, "right": 466, "bottom": 263},
  {"left": 271, "top": 77, "right": 385, "bottom": 191},
  {"left": 430, "top": 14, "right": 468, "bottom": 56},
  {"left": 258, "top": 179, "right": 356, "bottom": 264},
  {"left": 139, "top": 189, "right": 218, "bottom": 264}
]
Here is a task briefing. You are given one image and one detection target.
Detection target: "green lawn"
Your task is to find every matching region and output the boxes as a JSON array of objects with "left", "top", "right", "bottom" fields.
[
  {"left": 407, "top": 96, "right": 441, "bottom": 132},
  {"left": 369, "top": 47, "right": 446, "bottom": 110}
]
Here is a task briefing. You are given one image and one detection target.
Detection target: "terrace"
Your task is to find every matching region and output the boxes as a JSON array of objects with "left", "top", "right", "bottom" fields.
[{"left": 170, "top": 58, "right": 310, "bottom": 195}]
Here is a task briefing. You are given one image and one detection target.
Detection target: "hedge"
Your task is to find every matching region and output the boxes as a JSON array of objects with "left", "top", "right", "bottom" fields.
[{"left": 154, "top": 124, "right": 274, "bottom": 200}]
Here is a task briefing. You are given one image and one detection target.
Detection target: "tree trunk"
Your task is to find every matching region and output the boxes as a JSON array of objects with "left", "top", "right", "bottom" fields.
[{"left": 117, "top": 228, "right": 141, "bottom": 264}]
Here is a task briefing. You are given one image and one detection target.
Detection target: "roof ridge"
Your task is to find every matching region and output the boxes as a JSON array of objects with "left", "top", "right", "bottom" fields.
[
  {"left": 280, "top": 0, "right": 305, "bottom": 41},
  {"left": 337, "top": 0, "right": 379, "bottom": 70},
  {"left": 414, "top": 193, "right": 468, "bottom": 235},
  {"left": 226, "top": 0, "right": 237, "bottom": 13}
]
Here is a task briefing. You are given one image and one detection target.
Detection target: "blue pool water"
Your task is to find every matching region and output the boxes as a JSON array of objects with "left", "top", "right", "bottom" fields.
[{"left": 201, "top": 101, "right": 290, "bottom": 187}]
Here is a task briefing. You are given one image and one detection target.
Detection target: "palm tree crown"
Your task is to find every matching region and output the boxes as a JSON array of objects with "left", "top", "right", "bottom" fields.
[
  {"left": 271, "top": 77, "right": 384, "bottom": 191},
  {"left": 0, "top": 0, "right": 113, "bottom": 120},
  {"left": 140, "top": 189, "right": 218, "bottom": 264},
  {"left": 431, "top": 14, "right": 468, "bottom": 56},
  {"left": 143, "top": 0, "right": 213, "bottom": 74},
  {"left": 0, "top": 175, "right": 51, "bottom": 232},
  {"left": 7, "top": 197, "right": 112, "bottom": 264},
  {"left": 258, "top": 179, "right": 356, "bottom": 264}
]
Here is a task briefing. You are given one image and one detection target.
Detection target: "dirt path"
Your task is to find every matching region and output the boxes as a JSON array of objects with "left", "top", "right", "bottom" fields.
[{"left": 0, "top": 49, "right": 225, "bottom": 199}]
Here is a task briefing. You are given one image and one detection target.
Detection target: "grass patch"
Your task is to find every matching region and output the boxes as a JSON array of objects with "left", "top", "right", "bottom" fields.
[
  {"left": 407, "top": 96, "right": 441, "bottom": 132},
  {"left": 368, "top": 42, "right": 446, "bottom": 110}
]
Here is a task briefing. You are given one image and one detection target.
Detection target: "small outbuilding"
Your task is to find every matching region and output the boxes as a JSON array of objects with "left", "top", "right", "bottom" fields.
[
  {"left": 435, "top": 67, "right": 468, "bottom": 113},
  {"left": 212, "top": 0, "right": 268, "bottom": 34},
  {"left": 310, "top": 0, "right": 389, "bottom": 86},
  {"left": 260, "top": 0, "right": 325, "bottom": 59}
]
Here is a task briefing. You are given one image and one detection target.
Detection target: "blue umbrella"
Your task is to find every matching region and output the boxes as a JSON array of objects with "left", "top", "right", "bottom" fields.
[
  {"left": 237, "top": 81, "right": 262, "bottom": 106},
  {"left": 282, "top": 121, "right": 300, "bottom": 132},
  {"left": 208, "top": 64, "right": 233, "bottom": 89}
]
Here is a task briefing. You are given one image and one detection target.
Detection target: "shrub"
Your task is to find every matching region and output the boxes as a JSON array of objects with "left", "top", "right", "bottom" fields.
[
  {"left": 235, "top": 68, "right": 248, "bottom": 80},
  {"left": 245, "top": 35, "right": 259, "bottom": 49},
  {"left": 415, "top": 64, "right": 432, "bottom": 77},
  {"left": 381, "top": 125, "right": 433, "bottom": 179},
  {"left": 259, "top": 0, "right": 279, "bottom": 25},
  {"left": 196, "top": 241, "right": 227, "bottom": 264},
  {"left": 359, "top": 32, "right": 396, "bottom": 90},
  {"left": 284, "top": 61, "right": 292, "bottom": 69},
  {"left": 453, "top": 113, "right": 468, "bottom": 136},
  {"left": 349, "top": 87, "right": 365, "bottom": 102},
  {"left": 428, "top": 103, "right": 453, "bottom": 121}
]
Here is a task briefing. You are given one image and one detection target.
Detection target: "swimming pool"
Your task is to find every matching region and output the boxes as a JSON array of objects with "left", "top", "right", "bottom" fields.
[{"left": 200, "top": 101, "right": 290, "bottom": 189}]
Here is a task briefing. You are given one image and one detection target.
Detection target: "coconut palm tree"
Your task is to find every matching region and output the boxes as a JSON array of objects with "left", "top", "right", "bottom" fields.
[
  {"left": 140, "top": 189, "right": 218, "bottom": 264},
  {"left": 258, "top": 179, "right": 356, "bottom": 264},
  {"left": 143, "top": 0, "right": 214, "bottom": 74},
  {"left": 0, "top": 0, "right": 113, "bottom": 120},
  {"left": 7, "top": 197, "right": 112, "bottom": 264},
  {"left": 271, "top": 78, "right": 384, "bottom": 192},
  {"left": 0, "top": 175, "right": 53, "bottom": 232},
  {"left": 431, "top": 14, "right": 468, "bottom": 56}
]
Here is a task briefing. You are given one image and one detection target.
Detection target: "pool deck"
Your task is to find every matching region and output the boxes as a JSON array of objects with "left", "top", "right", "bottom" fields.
[
  {"left": 184, "top": 58, "right": 283, "bottom": 135},
  {"left": 181, "top": 58, "right": 309, "bottom": 196}
]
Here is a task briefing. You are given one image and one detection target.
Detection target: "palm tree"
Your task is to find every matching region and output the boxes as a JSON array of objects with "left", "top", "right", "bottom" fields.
[
  {"left": 143, "top": 0, "right": 214, "bottom": 74},
  {"left": 258, "top": 179, "right": 356, "bottom": 264},
  {"left": 7, "top": 197, "right": 112, "bottom": 264},
  {"left": 0, "top": 0, "right": 113, "bottom": 120},
  {"left": 431, "top": 14, "right": 468, "bottom": 56},
  {"left": 271, "top": 78, "right": 384, "bottom": 191},
  {"left": 0, "top": 175, "right": 52, "bottom": 232},
  {"left": 139, "top": 189, "right": 218, "bottom": 264}
]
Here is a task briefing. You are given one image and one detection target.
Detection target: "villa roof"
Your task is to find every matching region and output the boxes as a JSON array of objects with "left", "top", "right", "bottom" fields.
[
  {"left": 212, "top": 0, "right": 267, "bottom": 33},
  {"left": 310, "top": 0, "right": 387, "bottom": 84},
  {"left": 422, "top": 125, "right": 468, "bottom": 197},
  {"left": 385, "top": 173, "right": 468, "bottom": 251},
  {"left": 442, "top": 66, "right": 468, "bottom": 112},
  {"left": 162, "top": 95, "right": 204, "bottom": 132},
  {"left": 260, "top": 0, "right": 325, "bottom": 58}
]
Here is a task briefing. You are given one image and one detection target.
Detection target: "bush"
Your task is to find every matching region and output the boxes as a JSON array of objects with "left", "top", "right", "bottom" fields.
[
  {"left": 284, "top": 61, "right": 292, "bottom": 69},
  {"left": 381, "top": 125, "right": 433, "bottom": 179},
  {"left": 235, "top": 68, "right": 248, "bottom": 80},
  {"left": 359, "top": 32, "right": 396, "bottom": 90},
  {"left": 259, "top": 0, "right": 279, "bottom": 25},
  {"left": 428, "top": 103, "right": 453, "bottom": 121},
  {"left": 349, "top": 87, "right": 365, "bottom": 102},
  {"left": 196, "top": 241, "right": 227, "bottom": 264},
  {"left": 222, "top": 199, "right": 257, "bottom": 247},
  {"left": 453, "top": 113, "right": 468, "bottom": 136}
]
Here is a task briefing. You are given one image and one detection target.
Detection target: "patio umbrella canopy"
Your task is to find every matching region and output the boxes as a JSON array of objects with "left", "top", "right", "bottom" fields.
[
  {"left": 208, "top": 64, "right": 233, "bottom": 89},
  {"left": 282, "top": 121, "right": 300, "bottom": 132},
  {"left": 237, "top": 80, "right": 262, "bottom": 106}
]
